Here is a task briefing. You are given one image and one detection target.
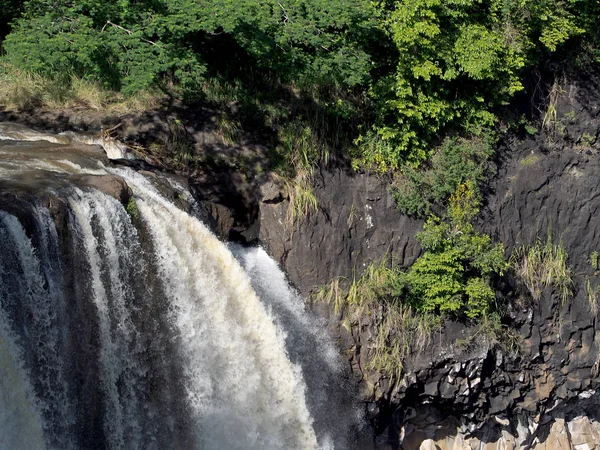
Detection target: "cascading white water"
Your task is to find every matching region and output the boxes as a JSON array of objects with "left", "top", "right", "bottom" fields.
[
  {"left": 233, "top": 246, "right": 340, "bottom": 367},
  {"left": 0, "top": 210, "right": 74, "bottom": 449},
  {"left": 115, "top": 169, "right": 319, "bottom": 450},
  {"left": 233, "top": 246, "right": 361, "bottom": 449},
  {"left": 0, "top": 313, "right": 47, "bottom": 450},
  {"left": 0, "top": 129, "right": 358, "bottom": 449},
  {"left": 69, "top": 189, "right": 147, "bottom": 449}
]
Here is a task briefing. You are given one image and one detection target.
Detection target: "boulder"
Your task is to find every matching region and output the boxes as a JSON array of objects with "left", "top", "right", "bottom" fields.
[{"left": 76, "top": 174, "right": 132, "bottom": 204}]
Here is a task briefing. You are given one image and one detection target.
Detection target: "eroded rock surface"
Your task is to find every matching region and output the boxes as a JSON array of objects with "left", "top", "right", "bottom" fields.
[
  {"left": 253, "top": 72, "right": 600, "bottom": 449},
  {"left": 258, "top": 169, "right": 423, "bottom": 296}
]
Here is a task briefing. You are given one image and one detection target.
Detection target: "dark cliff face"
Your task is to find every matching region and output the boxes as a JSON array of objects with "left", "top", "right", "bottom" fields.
[
  {"left": 248, "top": 71, "right": 600, "bottom": 448},
  {"left": 258, "top": 169, "right": 423, "bottom": 296}
]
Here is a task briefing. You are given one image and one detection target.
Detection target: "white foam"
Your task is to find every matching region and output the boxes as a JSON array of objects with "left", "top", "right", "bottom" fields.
[{"left": 116, "top": 168, "right": 320, "bottom": 449}]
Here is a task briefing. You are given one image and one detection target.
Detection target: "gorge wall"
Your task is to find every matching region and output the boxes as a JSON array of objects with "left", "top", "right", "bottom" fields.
[{"left": 248, "top": 72, "right": 600, "bottom": 449}]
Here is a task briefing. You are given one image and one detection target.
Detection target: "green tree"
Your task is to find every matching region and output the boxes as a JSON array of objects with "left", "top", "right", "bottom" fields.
[
  {"left": 3, "top": 0, "right": 376, "bottom": 93},
  {"left": 360, "top": 0, "right": 597, "bottom": 170}
]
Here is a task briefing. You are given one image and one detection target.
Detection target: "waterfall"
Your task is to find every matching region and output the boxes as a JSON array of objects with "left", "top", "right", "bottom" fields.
[
  {"left": 0, "top": 313, "right": 47, "bottom": 450},
  {"left": 68, "top": 189, "right": 147, "bottom": 449},
  {"left": 0, "top": 138, "right": 355, "bottom": 449},
  {"left": 232, "top": 246, "right": 361, "bottom": 449},
  {"left": 114, "top": 169, "right": 318, "bottom": 450},
  {"left": 0, "top": 210, "right": 74, "bottom": 449}
]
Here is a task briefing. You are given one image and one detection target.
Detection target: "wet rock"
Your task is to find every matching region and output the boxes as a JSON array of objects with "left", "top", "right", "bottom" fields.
[{"left": 76, "top": 174, "right": 132, "bottom": 204}]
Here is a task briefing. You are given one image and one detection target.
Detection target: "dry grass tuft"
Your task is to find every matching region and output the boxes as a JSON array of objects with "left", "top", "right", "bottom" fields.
[
  {"left": 0, "top": 64, "right": 166, "bottom": 113},
  {"left": 511, "top": 235, "right": 573, "bottom": 304},
  {"left": 586, "top": 278, "right": 600, "bottom": 316},
  {"left": 314, "top": 259, "right": 437, "bottom": 383},
  {"left": 273, "top": 170, "right": 318, "bottom": 229}
]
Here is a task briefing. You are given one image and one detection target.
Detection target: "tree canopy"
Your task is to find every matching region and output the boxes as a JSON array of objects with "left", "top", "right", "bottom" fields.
[
  {"left": 3, "top": 0, "right": 376, "bottom": 93},
  {"left": 1, "top": 0, "right": 599, "bottom": 167},
  {"left": 360, "top": 0, "right": 599, "bottom": 169}
]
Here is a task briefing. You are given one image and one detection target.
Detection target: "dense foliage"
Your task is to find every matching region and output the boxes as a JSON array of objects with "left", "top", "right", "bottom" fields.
[
  {"left": 1, "top": 0, "right": 599, "bottom": 170},
  {"left": 403, "top": 182, "right": 507, "bottom": 318},
  {"left": 360, "top": 0, "right": 599, "bottom": 169},
  {"left": 3, "top": 0, "right": 376, "bottom": 94},
  {"left": 391, "top": 133, "right": 494, "bottom": 217}
]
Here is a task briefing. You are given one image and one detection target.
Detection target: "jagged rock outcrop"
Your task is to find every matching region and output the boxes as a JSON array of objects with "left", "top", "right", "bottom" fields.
[{"left": 258, "top": 169, "right": 423, "bottom": 295}]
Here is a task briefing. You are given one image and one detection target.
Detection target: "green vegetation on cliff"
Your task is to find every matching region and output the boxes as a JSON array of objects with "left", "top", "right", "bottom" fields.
[
  {"left": 403, "top": 182, "right": 507, "bottom": 318},
  {"left": 391, "top": 134, "right": 494, "bottom": 217},
  {"left": 316, "top": 182, "right": 508, "bottom": 381},
  {"left": 511, "top": 235, "right": 573, "bottom": 304}
]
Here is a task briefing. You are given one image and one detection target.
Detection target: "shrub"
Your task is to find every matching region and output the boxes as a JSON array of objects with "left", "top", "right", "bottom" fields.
[
  {"left": 391, "top": 134, "right": 494, "bottom": 217},
  {"left": 125, "top": 197, "right": 140, "bottom": 220},
  {"left": 403, "top": 182, "right": 507, "bottom": 318},
  {"left": 3, "top": 0, "right": 375, "bottom": 95}
]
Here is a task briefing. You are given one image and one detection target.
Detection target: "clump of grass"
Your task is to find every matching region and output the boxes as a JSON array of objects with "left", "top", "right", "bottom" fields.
[
  {"left": 0, "top": 63, "right": 166, "bottom": 112},
  {"left": 586, "top": 278, "right": 600, "bottom": 316},
  {"left": 167, "top": 117, "right": 195, "bottom": 168},
  {"left": 274, "top": 169, "right": 318, "bottom": 229},
  {"left": 511, "top": 235, "right": 573, "bottom": 304},
  {"left": 312, "top": 277, "right": 348, "bottom": 314},
  {"left": 344, "top": 259, "right": 401, "bottom": 320},
  {"left": 455, "top": 312, "right": 520, "bottom": 355},
  {"left": 0, "top": 66, "right": 49, "bottom": 109},
  {"left": 215, "top": 114, "right": 242, "bottom": 145},
  {"left": 520, "top": 154, "right": 539, "bottom": 166},
  {"left": 590, "top": 251, "right": 599, "bottom": 273},
  {"left": 542, "top": 80, "right": 562, "bottom": 133},
  {"left": 277, "top": 123, "right": 329, "bottom": 171},
  {"left": 367, "top": 303, "right": 435, "bottom": 381},
  {"left": 268, "top": 120, "right": 334, "bottom": 229},
  {"left": 107, "top": 87, "right": 167, "bottom": 113},
  {"left": 69, "top": 77, "right": 108, "bottom": 110},
  {"left": 314, "top": 259, "right": 437, "bottom": 383}
]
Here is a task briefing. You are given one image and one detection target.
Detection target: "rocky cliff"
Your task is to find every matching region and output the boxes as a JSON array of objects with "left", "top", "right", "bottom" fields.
[{"left": 251, "top": 72, "right": 600, "bottom": 449}]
